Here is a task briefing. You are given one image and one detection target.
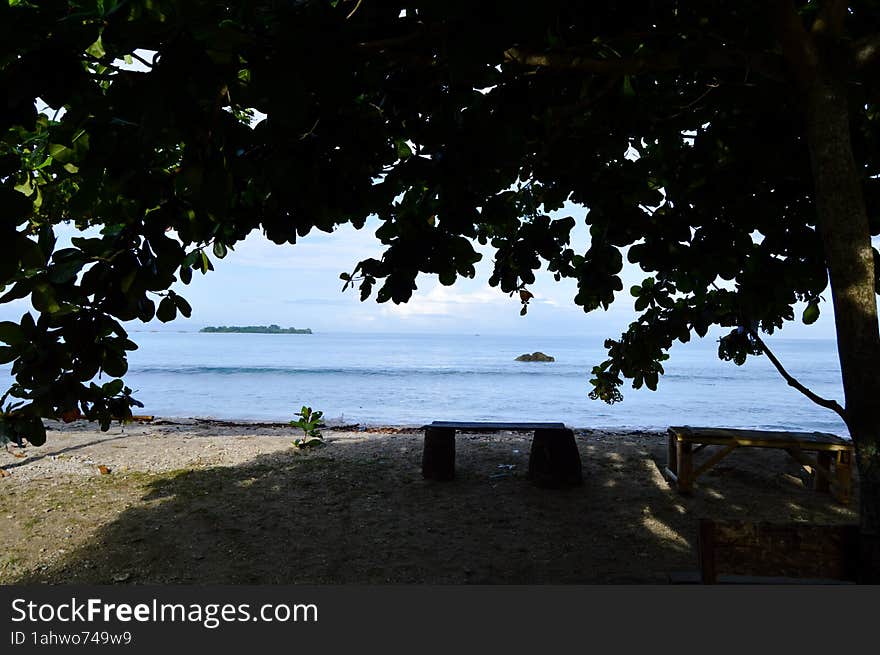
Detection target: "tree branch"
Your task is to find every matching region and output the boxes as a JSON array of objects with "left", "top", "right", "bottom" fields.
[
  {"left": 129, "top": 51, "right": 154, "bottom": 69},
  {"left": 344, "top": 0, "right": 364, "bottom": 21},
  {"left": 503, "top": 46, "right": 678, "bottom": 74},
  {"left": 749, "top": 328, "right": 848, "bottom": 422},
  {"left": 502, "top": 46, "right": 786, "bottom": 81},
  {"left": 358, "top": 28, "right": 785, "bottom": 81},
  {"left": 773, "top": 0, "right": 819, "bottom": 87}
]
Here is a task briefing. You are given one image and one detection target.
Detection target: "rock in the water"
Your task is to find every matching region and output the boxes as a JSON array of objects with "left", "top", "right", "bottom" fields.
[{"left": 515, "top": 351, "right": 555, "bottom": 362}]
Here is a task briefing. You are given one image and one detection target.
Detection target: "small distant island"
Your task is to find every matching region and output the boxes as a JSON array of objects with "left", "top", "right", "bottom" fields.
[
  {"left": 515, "top": 351, "right": 555, "bottom": 362},
  {"left": 200, "top": 324, "right": 312, "bottom": 334}
]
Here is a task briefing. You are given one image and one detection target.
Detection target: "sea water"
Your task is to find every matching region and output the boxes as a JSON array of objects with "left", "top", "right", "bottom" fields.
[{"left": 102, "top": 331, "right": 849, "bottom": 435}]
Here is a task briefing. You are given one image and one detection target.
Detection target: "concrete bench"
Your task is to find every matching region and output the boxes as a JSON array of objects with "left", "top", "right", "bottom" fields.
[{"left": 421, "top": 421, "right": 583, "bottom": 488}]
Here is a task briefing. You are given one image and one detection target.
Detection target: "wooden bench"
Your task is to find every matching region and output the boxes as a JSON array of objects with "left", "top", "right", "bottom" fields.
[
  {"left": 421, "top": 421, "right": 582, "bottom": 487},
  {"left": 664, "top": 426, "right": 855, "bottom": 504},
  {"left": 697, "top": 519, "right": 860, "bottom": 584}
]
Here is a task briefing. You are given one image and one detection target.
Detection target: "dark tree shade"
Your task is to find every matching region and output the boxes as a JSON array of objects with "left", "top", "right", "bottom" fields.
[{"left": 3, "top": 2, "right": 880, "bottom": 569}]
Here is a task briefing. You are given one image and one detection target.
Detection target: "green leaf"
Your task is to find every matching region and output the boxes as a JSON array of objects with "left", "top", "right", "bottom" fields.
[
  {"left": 173, "top": 294, "right": 192, "bottom": 318},
  {"left": 802, "top": 301, "right": 820, "bottom": 325},
  {"left": 102, "top": 379, "right": 124, "bottom": 396},
  {"left": 102, "top": 352, "right": 128, "bottom": 377},
  {"left": 0, "top": 345, "right": 18, "bottom": 364},
  {"left": 14, "top": 176, "right": 33, "bottom": 196},
  {"left": 395, "top": 139, "right": 413, "bottom": 159},
  {"left": 19, "top": 417, "right": 46, "bottom": 447},
  {"left": 0, "top": 187, "right": 34, "bottom": 226},
  {"left": 0, "top": 282, "right": 32, "bottom": 304},
  {"left": 86, "top": 37, "right": 106, "bottom": 59},
  {"left": 200, "top": 251, "right": 213, "bottom": 273},
  {"left": 0, "top": 321, "right": 25, "bottom": 346},
  {"left": 137, "top": 297, "right": 155, "bottom": 322},
  {"left": 156, "top": 296, "right": 177, "bottom": 322},
  {"left": 48, "top": 257, "right": 85, "bottom": 284},
  {"left": 120, "top": 269, "right": 137, "bottom": 293},
  {"left": 48, "top": 143, "right": 76, "bottom": 164},
  {"left": 31, "top": 284, "right": 61, "bottom": 314}
]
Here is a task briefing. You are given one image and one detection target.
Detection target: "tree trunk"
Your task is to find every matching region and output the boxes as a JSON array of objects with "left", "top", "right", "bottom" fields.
[{"left": 803, "top": 69, "right": 880, "bottom": 581}]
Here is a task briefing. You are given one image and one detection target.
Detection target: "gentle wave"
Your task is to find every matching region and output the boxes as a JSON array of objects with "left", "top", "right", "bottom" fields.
[
  {"left": 128, "top": 365, "right": 588, "bottom": 376},
  {"left": 127, "top": 365, "right": 839, "bottom": 382}
]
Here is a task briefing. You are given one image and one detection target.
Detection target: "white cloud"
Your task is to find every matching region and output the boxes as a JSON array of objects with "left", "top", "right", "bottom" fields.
[
  {"left": 231, "top": 225, "right": 383, "bottom": 273},
  {"left": 382, "top": 283, "right": 512, "bottom": 319}
]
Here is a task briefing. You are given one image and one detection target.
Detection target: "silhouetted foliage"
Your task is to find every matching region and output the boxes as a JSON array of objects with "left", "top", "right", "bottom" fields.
[{"left": 2, "top": 2, "right": 880, "bottom": 551}]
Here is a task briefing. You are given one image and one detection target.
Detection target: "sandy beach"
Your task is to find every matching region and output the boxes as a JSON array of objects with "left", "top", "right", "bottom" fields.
[{"left": 0, "top": 419, "right": 858, "bottom": 584}]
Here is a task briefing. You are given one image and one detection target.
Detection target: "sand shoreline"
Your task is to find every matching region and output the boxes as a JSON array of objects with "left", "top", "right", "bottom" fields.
[
  {"left": 0, "top": 418, "right": 859, "bottom": 584},
  {"left": 115, "top": 416, "right": 672, "bottom": 431}
]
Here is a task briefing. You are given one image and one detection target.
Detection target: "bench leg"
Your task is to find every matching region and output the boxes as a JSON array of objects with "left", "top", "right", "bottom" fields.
[
  {"left": 422, "top": 427, "right": 455, "bottom": 481},
  {"left": 528, "top": 428, "right": 583, "bottom": 488},
  {"left": 815, "top": 452, "right": 832, "bottom": 493},
  {"left": 835, "top": 450, "right": 853, "bottom": 505},
  {"left": 667, "top": 432, "right": 678, "bottom": 476},
  {"left": 676, "top": 441, "right": 694, "bottom": 494}
]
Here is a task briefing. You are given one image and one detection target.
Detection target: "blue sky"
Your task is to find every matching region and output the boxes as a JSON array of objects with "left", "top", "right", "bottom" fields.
[{"left": 2, "top": 207, "right": 839, "bottom": 339}]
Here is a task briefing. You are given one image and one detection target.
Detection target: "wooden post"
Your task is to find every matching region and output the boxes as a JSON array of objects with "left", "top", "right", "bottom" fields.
[
  {"left": 676, "top": 441, "right": 694, "bottom": 494},
  {"left": 422, "top": 427, "right": 455, "bottom": 481},
  {"left": 666, "top": 431, "right": 678, "bottom": 476},
  {"left": 527, "top": 428, "right": 583, "bottom": 488},
  {"left": 836, "top": 449, "right": 853, "bottom": 505},
  {"left": 698, "top": 519, "right": 718, "bottom": 584},
  {"left": 815, "top": 452, "right": 832, "bottom": 493}
]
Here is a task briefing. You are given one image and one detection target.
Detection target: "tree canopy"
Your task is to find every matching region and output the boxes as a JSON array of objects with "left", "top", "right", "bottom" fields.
[{"left": 2, "top": 0, "right": 879, "bottom": 511}]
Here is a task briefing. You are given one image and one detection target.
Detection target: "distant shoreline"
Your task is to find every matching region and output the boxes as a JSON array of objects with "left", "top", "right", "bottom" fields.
[{"left": 199, "top": 324, "right": 312, "bottom": 334}]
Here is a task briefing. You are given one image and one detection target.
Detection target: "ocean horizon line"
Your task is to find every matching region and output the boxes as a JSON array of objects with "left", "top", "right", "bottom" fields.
[{"left": 122, "top": 327, "right": 841, "bottom": 342}]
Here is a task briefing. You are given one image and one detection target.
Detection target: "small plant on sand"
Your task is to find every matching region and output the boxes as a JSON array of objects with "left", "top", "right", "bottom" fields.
[
  {"left": 290, "top": 406, "right": 325, "bottom": 449},
  {"left": 0, "top": 389, "right": 44, "bottom": 448}
]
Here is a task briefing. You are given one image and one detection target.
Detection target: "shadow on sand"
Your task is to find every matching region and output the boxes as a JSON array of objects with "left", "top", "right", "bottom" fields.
[{"left": 14, "top": 433, "right": 858, "bottom": 584}]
